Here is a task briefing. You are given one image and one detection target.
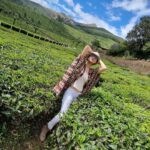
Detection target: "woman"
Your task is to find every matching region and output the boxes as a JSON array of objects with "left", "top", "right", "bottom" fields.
[{"left": 40, "top": 45, "right": 107, "bottom": 142}]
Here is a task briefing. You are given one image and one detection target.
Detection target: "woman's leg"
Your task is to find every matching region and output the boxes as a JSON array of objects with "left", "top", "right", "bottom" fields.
[
  {"left": 47, "top": 87, "right": 81, "bottom": 130},
  {"left": 40, "top": 87, "right": 81, "bottom": 142}
]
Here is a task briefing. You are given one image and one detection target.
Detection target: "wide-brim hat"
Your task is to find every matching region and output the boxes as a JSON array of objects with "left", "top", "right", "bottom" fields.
[{"left": 90, "top": 51, "right": 100, "bottom": 62}]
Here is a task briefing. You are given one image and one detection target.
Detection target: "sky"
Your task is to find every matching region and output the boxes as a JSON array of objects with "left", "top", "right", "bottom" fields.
[{"left": 30, "top": 0, "right": 150, "bottom": 38}]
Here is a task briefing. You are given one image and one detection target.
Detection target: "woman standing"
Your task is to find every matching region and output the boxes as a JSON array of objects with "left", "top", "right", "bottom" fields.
[{"left": 40, "top": 45, "right": 107, "bottom": 142}]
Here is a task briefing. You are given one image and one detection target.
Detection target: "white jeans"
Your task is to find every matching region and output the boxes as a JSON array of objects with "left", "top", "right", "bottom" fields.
[{"left": 47, "top": 86, "right": 81, "bottom": 130}]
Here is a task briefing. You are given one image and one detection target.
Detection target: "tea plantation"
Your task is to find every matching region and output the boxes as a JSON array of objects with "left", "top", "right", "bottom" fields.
[{"left": 0, "top": 26, "right": 150, "bottom": 150}]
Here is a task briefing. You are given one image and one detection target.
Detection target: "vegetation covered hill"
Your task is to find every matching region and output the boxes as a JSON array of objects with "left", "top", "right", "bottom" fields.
[
  {"left": 0, "top": 0, "right": 150, "bottom": 149},
  {"left": 0, "top": 25, "right": 150, "bottom": 149},
  {"left": 0, "top": 0, "right": 123, "bottom": 49}
]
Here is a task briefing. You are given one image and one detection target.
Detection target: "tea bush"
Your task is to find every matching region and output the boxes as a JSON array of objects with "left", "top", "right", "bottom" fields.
[{"left": 0, "top": 26, "right": 150, "bottom": 149}]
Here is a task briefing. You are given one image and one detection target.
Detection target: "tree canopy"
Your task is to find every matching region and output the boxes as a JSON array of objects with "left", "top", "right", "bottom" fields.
[{"left": 126, "top": 16, "right": 150, "bottom": 59}]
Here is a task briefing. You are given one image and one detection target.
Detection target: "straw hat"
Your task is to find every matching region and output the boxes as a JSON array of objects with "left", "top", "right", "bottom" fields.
[{"left": 90, "top": 51, "right": 100, "bottom": 63}]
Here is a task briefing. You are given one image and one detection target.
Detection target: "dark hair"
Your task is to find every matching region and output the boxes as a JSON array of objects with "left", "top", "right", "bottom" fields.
[{"left": 87, "top": 53, "right": 99, "bottom": 64}]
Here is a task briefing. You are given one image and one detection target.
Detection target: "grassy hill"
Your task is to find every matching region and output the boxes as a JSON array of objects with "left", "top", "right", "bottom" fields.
[
  {"left": 73, "top": 24, "right": 122, "bottom": 43},
  {"left": 0, "top": 0, "right": 123, "bottom": 49},
  {"left": 0, "top": 25, "right": 150, "bottom": 149},
  {"left": 0, "top": 0, "right": 150, "bottom": 149}
]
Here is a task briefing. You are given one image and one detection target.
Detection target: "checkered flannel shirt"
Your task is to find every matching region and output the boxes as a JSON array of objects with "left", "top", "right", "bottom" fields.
[{"left": 52, "top": 53, "right": 100, "bottom": 98}]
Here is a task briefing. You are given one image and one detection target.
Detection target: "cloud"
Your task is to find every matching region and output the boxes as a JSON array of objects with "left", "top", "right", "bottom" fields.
[
  {"left": 62, "top": 1, "right": 119, "bottom": 36},
  {"left": 120, "top": 16, "right": 138, "bottom": 38},
  {"left": 64, "top": 0, "right": 74, "bottom": 7},
  {"left": 111, "top": 0, "right": 150, "bottom": 37},
  {"left": 120, "top": 8, "right": 150, "bottom": 38},
  {"left": 30, "top": 0, "right": 59, "bottom": 7},
  {"left": 57, "top": 3, "right": 76, "bottom": 17},
  {"left": 30, "top": 0, "right": 120, "bottom": 37},
  {"left": 112, "top": 0, "right": 148, "bottom": 12},
  {"left": 105, "top": 4, "right": 121, "bottom": 22},
  {"left": 106, "top": 9, "right": 121, "bottom": 21},
  {"left": 110, "top": 15, "right": 121, "bottom": 21},
  {"left": 73, "top": 3, "right": 119, "bottom": 36}
]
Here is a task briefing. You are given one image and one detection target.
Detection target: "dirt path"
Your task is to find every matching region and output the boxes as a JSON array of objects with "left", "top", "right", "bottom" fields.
[{"left": 100, "top": 51, "right": 150, "bottom": 75}]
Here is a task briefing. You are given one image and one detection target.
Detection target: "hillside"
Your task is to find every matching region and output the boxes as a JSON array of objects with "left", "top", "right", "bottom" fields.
[
  {"left": 0, "top": 0, "right": 150, "bottom": 149},
  {"left": 73, "top": 23, "right": 122, "bottom": 43},
  {"left": 0, "top": 25, "right": 150, "bottom": 149},
  {"left": 0, "top": 0, "right": 123, "bottom": 49}
]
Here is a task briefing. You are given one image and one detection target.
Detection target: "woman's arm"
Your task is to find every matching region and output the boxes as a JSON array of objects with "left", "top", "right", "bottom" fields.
[
  {"left": 98, "top": 59, "right": 107, "bottom": 74},
  {"left": 80, "top": 45, "right": 93, "bottom": 58}
]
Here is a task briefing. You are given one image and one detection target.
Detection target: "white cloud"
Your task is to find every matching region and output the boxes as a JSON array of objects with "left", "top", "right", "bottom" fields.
[
  {"left": 30, "top": 0, "right": 120, "bottom": 37},
  {"left": 111, "top": 0, "right": 150, "bottom": 38},
  {"left": 64, "top": 1, "right": 121, "bottom": 36},
  {"left": 120, "top": 8, "right": 150, "bottom": 38},
  {"left": 138, "top": 8, "right": 150, "bottom": 16},
  {"left": 57, "top": 3, "right": 76, "bottom": 17},
  {"left": 120, "top": 16, "right": 138, "bottom": 38},
  {"left": 30, "top": 0, "right": 59, "bottom": 7},
  {"left": 64, "top": 0, "right": 74, "bottom": 7},
  {"left": 112, "top": 0, "right": 148, "bottom": 12},
  {"left": 73, "top": 3, "right": 119, "bottom": 36},
  {"left": 110, "top": 15, "right": 121, "bottom": 21},
  {"left": 105, "top": 4, "right": 121, "bottom": 22},
  {"left": 74, "top": 3, "right": 82, "bottom": 12},
  {"left": 106, "top": 9, "right": 121, "bottom": 21}
]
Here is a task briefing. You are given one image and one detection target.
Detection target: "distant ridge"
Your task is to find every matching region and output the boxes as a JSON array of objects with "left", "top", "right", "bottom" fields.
[{"left": 0, "top": 0, "right": 123, "bottom": 48}]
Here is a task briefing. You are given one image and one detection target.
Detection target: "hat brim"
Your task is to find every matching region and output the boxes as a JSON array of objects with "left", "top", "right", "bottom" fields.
[
  {"left": 89, "top": 53, "right": 100, "bottom": 64},
  {"left": 90, "top": 53, "right": 100, "bottom": 61}
]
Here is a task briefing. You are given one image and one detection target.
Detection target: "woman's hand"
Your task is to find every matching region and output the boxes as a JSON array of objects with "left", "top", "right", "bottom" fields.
[
  {"left": 80, "top": 45, "right": 93, "bottom": 58},
  {"left": 98, "top": 59, "right": 107, "bottom": 74}
]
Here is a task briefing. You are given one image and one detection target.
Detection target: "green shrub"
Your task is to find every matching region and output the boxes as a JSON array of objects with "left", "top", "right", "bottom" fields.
[{"left": 107, "top": 42, "right": 127, "bottom": 56}]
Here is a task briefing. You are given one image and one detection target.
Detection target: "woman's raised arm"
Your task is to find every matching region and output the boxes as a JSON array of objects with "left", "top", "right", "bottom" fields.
[
  {"left": 80, "top": 45, "right": 93, "bottom": 58},
  {"left": 97, "top": 59, "right": 107, "bottom": 74}
]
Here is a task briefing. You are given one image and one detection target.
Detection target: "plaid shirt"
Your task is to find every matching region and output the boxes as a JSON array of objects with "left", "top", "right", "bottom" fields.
[{"left": 52, "top": 53, "right": 100, "bottom": 98}]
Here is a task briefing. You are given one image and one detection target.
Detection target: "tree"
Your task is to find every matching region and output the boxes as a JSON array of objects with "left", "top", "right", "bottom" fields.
[
  {"left": 106, "top": 41, "right": 128, "bottom": 56},
  {"left": 0, "top": 7, "right": 2, "bottom": 13},
  {"left": 91, "top": 38, "right": 101, "bottom": 50},
  {"left": 13, "top": 13, "right": 19, "bottom": 25},
  {"left": 126, "top": 16, "right": 150, "bottom": 59},
  {"left": 56, "top": 15, "right": 64, "bottom": 22}
]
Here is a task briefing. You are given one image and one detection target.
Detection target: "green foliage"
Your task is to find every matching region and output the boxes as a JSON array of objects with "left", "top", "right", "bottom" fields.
[
  {"left": 44, "top": 60, "right": 150, "bottom": 149},
  {"left": 106, "top": 41, "right": 128, "bottom": 56},
  {"left": 142, "top": 42, "right": 150, "bottom": 56},
  {"left": 91, "top": 38, "right": 101, "bottom": 50},
  {"left": 0, "top": 14, "right": 150, "bottom": 150},
  {"left": 126, "top": 16, "right": 150, "bottom": 59},
  {"left": 74, "top": 24, "right": 123, "bottom": 43},
  {"left": 0, "top": 26, "right": 77, "bottom": 124}
]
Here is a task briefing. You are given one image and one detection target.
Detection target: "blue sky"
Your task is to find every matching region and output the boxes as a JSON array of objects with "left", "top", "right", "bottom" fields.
[{"left": 30, "top": 0, "right": 150, "bottom": 38}]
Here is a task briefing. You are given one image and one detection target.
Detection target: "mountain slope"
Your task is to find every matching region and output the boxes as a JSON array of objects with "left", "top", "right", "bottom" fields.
[
  {"left": 0, "top": 0, "right": 123, "bottom": 49},
  {"left": 74, "top": 24, "right": 122, "bottom": 43},
  {"left": 0, "top": 25, "right": 150, "bottom": 149}
]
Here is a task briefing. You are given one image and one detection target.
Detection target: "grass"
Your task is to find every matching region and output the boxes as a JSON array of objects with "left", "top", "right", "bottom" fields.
[
  {"left": 101, "top": 53, "right": 150, "bottom": 75},
  {"left": 0, "top": 26, "right": 150, "bottom": 149}
]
